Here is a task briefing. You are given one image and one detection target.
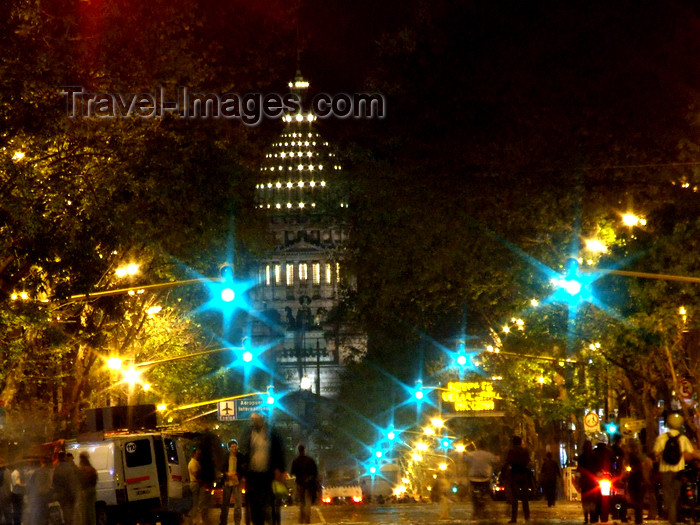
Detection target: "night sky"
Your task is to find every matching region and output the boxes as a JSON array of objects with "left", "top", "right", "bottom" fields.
[{"left": 291, "top": 0, "right": 700, "bottom": 177}]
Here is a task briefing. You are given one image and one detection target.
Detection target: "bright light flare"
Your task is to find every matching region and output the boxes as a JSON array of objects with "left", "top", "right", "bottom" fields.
[
  {"left": 439, "top": 463, "right": 447, "bottom": 471},
  {"left": 622, "top": 213, "right": 646, "bottom": 227},
  {"left": 552, "top": 278, "right": 582, "bottom": 296},
  {"left": 122, "top": 367, "right": 141, "bottom": 386},
  {"left": 115, "top": 264, "right": 139, "bottom": 278},
  {"left": 431, "top": 418, "right": 444, "bottom": 428},
  {"left": 220, "top": 287, "right": 235, "bottom": 303},
  {"left": 107, "top": 357, "right": 122, "bottom": 370},
  {"left": 585, "top": 239, "right": 608, "bottom": 253}
]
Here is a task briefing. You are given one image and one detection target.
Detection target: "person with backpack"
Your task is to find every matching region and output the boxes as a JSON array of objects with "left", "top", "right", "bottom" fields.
[{"left": 653, "top": 412, "right": 696, "bottom": 525}]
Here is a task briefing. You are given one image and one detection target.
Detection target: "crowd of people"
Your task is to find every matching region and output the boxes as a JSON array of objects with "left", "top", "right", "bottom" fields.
[
  {"left": 576, "top": 412, "right": 700, "bottom": 525},
  {"left": 452, "top": 415, "right": 699, "bottom": 525},
  {"left": 0, "top": 451, "right": 98, "bottom": 525},
  {"left": 188, "top": 411, "right": 319, "bottom": 525}
]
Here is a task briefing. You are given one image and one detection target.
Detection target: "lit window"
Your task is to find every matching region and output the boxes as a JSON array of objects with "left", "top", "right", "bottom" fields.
[
  {"left": 265, "top": 265, "right": 271, "bottom": 286},
  {"left": 299, "top": 263, "right": 308, "bottom": 281},
  {"left": 336, "top": 262, "right": 341, "bottom": 283},
  {"left": 312, "top": 263, "right": 321, "bottom": 285},
  {"left": 286, "top": 264, "right": 294, "bottom": 286},
  {"left": 274, "top": 264, "right": 282, "bottom": 285},
  {"left": 325, "top": 263, "right": 332, "bottom": 284}
]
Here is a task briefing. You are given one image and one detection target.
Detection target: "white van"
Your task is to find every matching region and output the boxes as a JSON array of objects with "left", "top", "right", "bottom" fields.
[{"left": 66, "top": 431, "right": 192, "bottom": 525}]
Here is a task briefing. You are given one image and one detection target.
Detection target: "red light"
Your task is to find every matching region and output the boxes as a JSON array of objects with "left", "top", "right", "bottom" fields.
[
  {"left": 352, "top": 496, "right": 362, "bottom": 503},
  {"left": 599, "top": 479, "right": 612, "bottom": 496}
]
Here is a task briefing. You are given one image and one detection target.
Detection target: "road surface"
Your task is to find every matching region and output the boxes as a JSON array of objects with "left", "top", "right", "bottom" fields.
[{"left": 214, "top": 499, "right": 670, "bottom": 524}]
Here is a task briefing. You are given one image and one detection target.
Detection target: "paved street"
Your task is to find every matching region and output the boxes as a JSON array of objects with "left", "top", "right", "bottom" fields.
[{"left": 215, "top": 500, "right": 671, "bottom": 525}]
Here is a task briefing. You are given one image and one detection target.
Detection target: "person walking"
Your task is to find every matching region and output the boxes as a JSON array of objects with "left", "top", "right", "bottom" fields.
[
  {"left": 239, "top": 412, "right": 286, "bottom": 525},
  {"left": 653, "top": 412, "right": 696, "bottom": 525},
  {"left": 540, "top": 451, "right": 561, "bottom": 507},
  {"left": 10, "top": 464, "right": 25, "bottom": 525},
  {"left": 77, "top": 452, "right": 97, "bottom": 525},
  {"left": 0, "top": 462, "right": 13, "bottom": 525},
  {"left": 505, "top": 435, "right": 532, "bottom": 523},
  {"left": 219, "top": 441, "right": 245, "bottom": 525},
  {"left": 26, "top": 456, "right": 53, "bottom": 525},
  {"left": 464, "top": 445, "right": 499, "bottom": 519},
  {"left": 52, "top": 452, "right": 80, "bottom": 525},
  {"left": 624, "top": 440, "right": 647, "bottom": 525},
  {"left": 290, "top": 444, "right": 318, "bottom": 524},
  {"left": 576, "top": 440, "right": 599, "bottom": 524},
  {"left": 189, "top": 449, "right": 203, "bottom": 525}
]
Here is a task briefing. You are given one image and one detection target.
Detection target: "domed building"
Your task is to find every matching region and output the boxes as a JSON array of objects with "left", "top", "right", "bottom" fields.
[{"left": 250, "top": 70, "right": 365, "bottom": 398}]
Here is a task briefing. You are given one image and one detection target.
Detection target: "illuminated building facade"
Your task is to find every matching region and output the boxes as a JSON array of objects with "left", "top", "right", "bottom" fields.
[{"left": 250, "top": 70, "right": 366, "bottom": 398}]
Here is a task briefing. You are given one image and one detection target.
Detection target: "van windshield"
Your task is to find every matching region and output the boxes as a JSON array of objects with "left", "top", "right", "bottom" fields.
[{"left": 124, "top": 439, "right": 152, "bottom": 468}]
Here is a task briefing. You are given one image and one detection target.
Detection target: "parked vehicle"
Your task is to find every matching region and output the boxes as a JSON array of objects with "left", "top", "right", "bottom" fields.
[
  {"left": 321, "top": 484, "right": 363, "bottom": 504},
  {"left": 65, "top": 430, "right": 192, "bottom": 525}
]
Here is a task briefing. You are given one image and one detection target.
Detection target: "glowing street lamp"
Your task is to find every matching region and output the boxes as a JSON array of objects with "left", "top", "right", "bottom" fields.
[
  {"left": 115, "top": 264, "right": 140, "bottom": 278},
  {"left": 622, "top": 213, "right": 646, "bottom": 227},
  {"left": 585, "top": 239, "right": 608, "bottom": 253}
]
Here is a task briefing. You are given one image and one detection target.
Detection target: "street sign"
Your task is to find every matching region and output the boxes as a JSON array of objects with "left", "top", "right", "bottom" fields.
[
  {"left": 235, "top": 397, "right": 266, "bottom": 419},
  {"left": 680, "top": 378, "right": 693, "bottom": 399},
  {"left": 218, "top": 401, "right": 236, "bottom": 422},
  {"left": 584, "top": 411, "right": 600, "bottom": 433},
  {"left": 620, "top": 418, "right": 645, "bottom": 436}
]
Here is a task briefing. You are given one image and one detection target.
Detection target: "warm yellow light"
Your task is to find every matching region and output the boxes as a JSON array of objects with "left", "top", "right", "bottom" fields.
[
  {"left": 122, "top": 367, "right": 141, "bottom": 386},
  {"left": 622, "top": 213, "right": 645, "bottom": 226},
  {"left": 431, "top": 418, "right": 444, "bottom": 428},
  {"left": 455, "top": 444, "right": 466, "bottom": 453},
  {"left": 147, "top": 306, "right": 162, "bottom": 316},
  {"left": 585, "top": 239, "right": 608, "bottom": 252},
  {"left": 537, "top": 376, "right": 545, "bottom": 384},
  {"left": 412, "top": 453, "right": 422, "bottom": 462},
  {"left": 142, "top": 383, "right": 151, "bottom": 391},
  {"left": 502, "top": 325, "right": 510, "bottom": 333},
  {"left": 12, "top": 151, "right": 25, "bottom": 161},
  {"left": 107, "top": 357, "right": 122, "bottom": 370},
  {"left": 439, "top": 463, "right": 447, "bottom": 471},
  {"left": 423, "top": 427, "right": 435, "bottom": 436},
  {"left": 402, "top": 477, "right": 409, "bottom": 484},
  {"left": 416, "top": 442, "right": 429, "bottom": 452},
  {"left": 679, "top": 306, "right": 687, "bottom": 316},
  {"left": 157, "top": 403, "right": 167, "bottom": 412}
]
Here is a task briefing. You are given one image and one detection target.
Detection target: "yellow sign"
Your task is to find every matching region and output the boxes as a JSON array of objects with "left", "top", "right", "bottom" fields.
[{"left": 441, "top": 381, "right": 502, "bottom": 412}]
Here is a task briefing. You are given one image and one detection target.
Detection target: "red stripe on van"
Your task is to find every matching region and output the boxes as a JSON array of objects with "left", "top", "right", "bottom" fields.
[{"left": 126, "top": 476, "right": 150, "bottom": 484}]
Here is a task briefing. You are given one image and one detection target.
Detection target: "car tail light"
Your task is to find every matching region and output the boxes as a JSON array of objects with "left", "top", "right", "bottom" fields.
[
  {"left": 599, "top": 478, "right": 612, "bottom": 496},
  {"left": 352, "top": 496, "right": 362, "bottom": 503}
]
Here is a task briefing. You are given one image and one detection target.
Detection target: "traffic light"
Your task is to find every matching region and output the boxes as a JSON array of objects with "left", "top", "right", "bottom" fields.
[
  {"left": 265, "top": 385, "right": 276, "bottom": 405},
  {"left": 220, "top": 264, "right": 235, "bottom": 302},
  {"left": 606, "top": 421, "right": 618, "bottom": 435},
  {"left": 413, "top": 380, "right": 424, "bottom": 400},
  {"left": 439, "top": 437, "right": 452, "bottom": 450}
]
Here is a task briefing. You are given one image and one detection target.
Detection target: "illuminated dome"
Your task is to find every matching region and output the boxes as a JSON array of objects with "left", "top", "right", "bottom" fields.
[{"left": 254, "top": 71, "right": 347, "bottom": 213}]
